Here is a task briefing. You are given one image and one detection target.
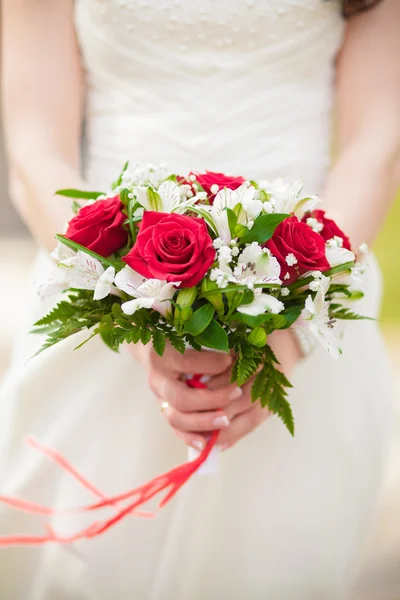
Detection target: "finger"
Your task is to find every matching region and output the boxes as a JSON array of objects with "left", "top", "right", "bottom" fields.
[
  {"left": 172, "top": 429, "right": 207, "bottom": 453},
  {"left": 151, "top": 345, "right": 233, "bottom": 377},
  {"left": 217, "top": 403, "right": 270, "bottom": 448},
  {"left": 161, "top": 404, "right": 231, "bottom": 433},
  {"left": 207, "top": 361, "right": 262, "bottom": 391},
  {"left": 224, "top": 383, "right": 254, "bottom": 420},
  {"left": 151, "top": 373, "right": 243, "bottom": 413},
  {"left": 206, "top": 369, "right": 233, "bottom": 390}
]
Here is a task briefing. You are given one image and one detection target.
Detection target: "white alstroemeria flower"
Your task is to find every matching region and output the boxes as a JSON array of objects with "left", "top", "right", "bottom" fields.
[
  {"left": 50, "top": 241, "right": 76, "bottom": 263},
  {"left": 232, "top": 245, "right": 281, "bottom": 288},
  {"left": 202, "top": 183, "right": 257, "bottom": 243},
  {"left": 157, "top": 180, "right": 182, "bottom": 212},
  {"left": 295, "top": 290, "right": 340, "bottom": 359},
  {"left": 38, "top": 252, "right": 117, "bottom": 300},
  {"left": 135, "top": 180, "right": 198, "bottom": 214},
  {"left": 325, "top": 240, "right": 355, "bottom": 268},
  {"left": 94, "top": 266, "right": 116, "bottom": 300},
  {"left": 210, "top": 245, "right": 281, "bottom": 291},
  {"left": 115, "top": 265, "right": 179, "bottom": 317},
  {"left": 37, "top": 273, "right": 70, "bottom": 300},
  {"left": 257, "top": 178, "right": 321, "bottom": 218},
  {"left": 237, "top": 291, "right": 284, "bottom": 316}
]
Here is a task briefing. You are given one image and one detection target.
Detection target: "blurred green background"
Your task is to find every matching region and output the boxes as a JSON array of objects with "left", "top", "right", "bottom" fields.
[{"left": 375, "top": 193, "right": 400, "bottom": 324}]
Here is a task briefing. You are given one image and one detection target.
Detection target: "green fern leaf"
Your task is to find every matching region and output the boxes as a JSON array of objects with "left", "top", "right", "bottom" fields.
[{"left": 152, "top": 330, "right": 166, "bottom": 356}]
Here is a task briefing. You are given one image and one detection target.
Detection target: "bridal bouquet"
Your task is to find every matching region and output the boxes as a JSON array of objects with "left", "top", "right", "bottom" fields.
[
  {"left": 0, "top": 163, "right": 369, "bottom": 545},
  {"left": 37, "top": 162, "right": 366, "bottom": 434}
]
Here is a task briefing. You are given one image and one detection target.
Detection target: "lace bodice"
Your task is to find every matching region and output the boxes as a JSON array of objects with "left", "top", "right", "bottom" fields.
[{"left": 74, "top": 0, "right": 345, "bottom": 191}]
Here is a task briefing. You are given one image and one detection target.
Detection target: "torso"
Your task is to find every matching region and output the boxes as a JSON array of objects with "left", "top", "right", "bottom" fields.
[{"left": 74, "top": 0, "right": 345, "bottom": 190}]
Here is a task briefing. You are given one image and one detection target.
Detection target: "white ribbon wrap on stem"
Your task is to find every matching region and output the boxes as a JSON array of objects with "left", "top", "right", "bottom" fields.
[{"left": 186, "top": 375, "right": 219, "bottom": 475}]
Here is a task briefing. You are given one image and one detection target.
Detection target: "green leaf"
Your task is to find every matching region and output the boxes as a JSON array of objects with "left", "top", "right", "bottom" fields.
[
  {"left": 225, "top": 207, "right": 238, "bottom": 237},
  {"left": 74, "top": 331, "right": 98, "bottom": 350},
  {"left": 239, "top": 213, "right": 289, "bottom": 244},
  {"left": 34, "top": 301, "right": 76, "bottom": 327},
  {"left": 184, "top": 334, "right": 203, "bottom": 352},
  {"left": 325, "top": 261, "right": 355, "bottom": 277},
  {"left": 329, "top": 307, "right": 374, "bottom": 321},
  {"left": 56, "top": 189, "right": 105, "bottom": 200},
  {"left": 187, "top": 206, "right": 219, "bottom": 236},
  {"left": 270, "top": 314, "right": 288, "bottom": 329},
  {"left": 236, "top": 355, "right": 258, "bottom": 386},
  {"left": 277, "top": 306, "right": 302, "bottom": 329},
  {"left": 72, "top": 200, "right": 82, "bottom": 215},
  {"left": 239, "top": 289, "right": 255, "bottom": 306},
  {"left": 152, "top": 329, "right": 166, "bottom": 356},
  {"left": 140, "top": 328, "right": 152, "bottom": 345},
  {"left": 126, "top": 327, "right": 141, "bottom": 344},
  {"left": 120, "top": 187, "right": 131, "bottom": 207},
  {"left": 251, "top": 348, "right": 295, "bottom": 436},
  {"left": 112, "top": 160, "right": 129, "bottom": 190},
  {"left": 55, "top": 235, "right": 117, "bottom": 268},
  {"left": 167, "top": 331, "right": 186, "bottom": 354},
  {"left": 195, "top": 320, "right": 229, "bottom": 352},
  {"left": 147, "top": 188, "right": 162, "bottom": 211},
  {"left": 184, "top": 304, "right": 215, "bottom": 336},
  {"left": 232, "top": 312, "right": 274, "bottom": 328}
]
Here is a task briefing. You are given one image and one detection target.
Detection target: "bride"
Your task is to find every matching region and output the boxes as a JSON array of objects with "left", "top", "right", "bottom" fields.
[{"left": 1, "top": 1, "right": 399, "bottom": 598}]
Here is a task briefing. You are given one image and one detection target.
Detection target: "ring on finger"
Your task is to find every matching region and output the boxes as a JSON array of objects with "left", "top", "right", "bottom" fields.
[{"left": 160, "top": 401, "right": 169, "bottom": 414}]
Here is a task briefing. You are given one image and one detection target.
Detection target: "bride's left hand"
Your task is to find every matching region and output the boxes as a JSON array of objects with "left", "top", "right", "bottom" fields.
[{"left": 209, "top": 330, "right": 301, "bottom": 450}]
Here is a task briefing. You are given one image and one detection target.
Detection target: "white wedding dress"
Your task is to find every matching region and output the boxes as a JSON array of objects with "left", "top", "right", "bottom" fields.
[{"left": 0, "top": 1, "right": 393, "bottom": 598}]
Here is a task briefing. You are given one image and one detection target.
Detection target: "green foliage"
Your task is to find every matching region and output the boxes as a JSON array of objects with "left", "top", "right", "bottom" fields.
[
  {"left": 183, "top": 303, "right": 215, "bottom": 336},
  {"left": 112, "top": 160, "right": 129, "bottom": 190},
  {"left": 229, "top": 331, "right": 259, "bottom": 386},
  {"left": 55, "top": 235, "right": 117, "bottom": 268},
  {"left": 152, "top": 329, "right": 167, "bottom": 356},
  {"left": 34, "top": 300, "right": 77, "bottom": 327},
  {"left": 56, "top": 189, "right": 105, "bottom": 200},
  {"left": 72, "top": 200, "right": 82, "bottom": 215},
  {"left": 229, "top": 326, "right": 295, "bottom": 435},
  {"left": 252, "top": 346, "right": 294, "bottom": 436},
  {"left": 239, "top": 213, "right": 289, "bottom": 244},
  {"left": 195, "top": 320, "right": 229, "bottom": 352},
  {"left": 329, "top": 305, "right": 374, "bottom": 321},
  {"left": 225, "top": 207, "right": 238, "bottom": 237},
  {"left": 166, "top": 330, "right": 186, "bottom": 354}
]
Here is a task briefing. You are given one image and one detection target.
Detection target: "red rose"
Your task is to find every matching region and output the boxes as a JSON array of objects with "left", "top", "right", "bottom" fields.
[
  {"left": 189, "top": 171, "right": 246, "bottom": 201},
  {"left": 123, "top": 212, "right": 216, "bottom": 288},
  {"left": 303, "top": 210, "right": 351, "bottom": 250},
  {"left": 65, "top": 196, "right": 128, "bottom": 257},
  {"left": 266, "top": 216, "right": 330, "bottom": 282}
]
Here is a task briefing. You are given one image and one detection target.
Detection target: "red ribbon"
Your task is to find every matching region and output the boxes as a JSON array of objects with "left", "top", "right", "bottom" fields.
[{"left": 0, "top": 374, "right": 219, "bottom": 546}]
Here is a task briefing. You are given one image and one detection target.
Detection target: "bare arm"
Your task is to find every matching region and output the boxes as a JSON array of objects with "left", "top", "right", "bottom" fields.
[
  {"left": 323, "top": 0, "right": 400, "bottom": 249},
  {"left": 1, "top": 0, "right": 86, "bottom": 250}
]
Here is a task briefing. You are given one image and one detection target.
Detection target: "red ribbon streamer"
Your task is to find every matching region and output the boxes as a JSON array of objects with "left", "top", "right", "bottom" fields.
[{"left": 0, "top": 374, "right": 219, "bottom": 546}]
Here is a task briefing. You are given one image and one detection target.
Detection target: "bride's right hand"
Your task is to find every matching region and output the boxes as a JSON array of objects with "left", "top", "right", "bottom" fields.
[{"left": 129, "top": 343, "right": 242, "bottom": 451}]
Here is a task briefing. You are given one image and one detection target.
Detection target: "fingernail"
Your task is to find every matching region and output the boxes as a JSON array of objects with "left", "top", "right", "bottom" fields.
[
  {"left": 218, "top": 443, "right": 230, "bottom": 451},
  {"left": 192, "top": 440, "right": 205, "bottom": 451},
  {"left": 212, "top": 415, "right": 230, "bottom": 428},
  {"left": 228, "top": 387, "right": 242, "bottom": 400}
]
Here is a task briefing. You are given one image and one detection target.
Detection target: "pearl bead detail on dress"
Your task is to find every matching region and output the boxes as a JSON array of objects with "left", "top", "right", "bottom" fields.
[{"left": 94, "top": 0, "right": 342, "bottom": 53}]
